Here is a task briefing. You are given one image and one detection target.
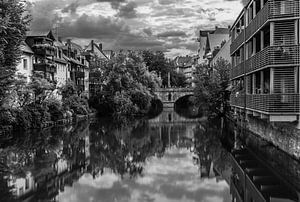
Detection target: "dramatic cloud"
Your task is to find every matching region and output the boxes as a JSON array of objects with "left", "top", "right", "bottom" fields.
[
  {"left": 157, "top": 30, "right": 188, "bottom": 38},
  {"left": 143, "top": 28, "right": 153, "bottom": 36},
  {"left": 59, "top": 14, "right": 130, "bottom": 39},
  {"left": 28, "top": 0, "right": 244, "bottom": 58},
  {"left": 116, "top": 2, "right": 137, "bottom": 18}
]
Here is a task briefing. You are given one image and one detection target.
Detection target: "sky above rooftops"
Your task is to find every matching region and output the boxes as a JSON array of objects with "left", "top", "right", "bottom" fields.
[{"left": 27, "top": 0, "right": 247, "bottom": 58}]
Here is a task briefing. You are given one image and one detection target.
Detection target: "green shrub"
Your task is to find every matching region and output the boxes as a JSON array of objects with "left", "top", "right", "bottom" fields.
[{"left": 45, "top": 98, "right": 64, "bottom": 121}]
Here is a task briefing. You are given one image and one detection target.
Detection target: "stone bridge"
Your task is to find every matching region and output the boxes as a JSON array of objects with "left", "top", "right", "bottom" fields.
[{"left": 154, "top": 87, "right": 194, "bottom": 108}]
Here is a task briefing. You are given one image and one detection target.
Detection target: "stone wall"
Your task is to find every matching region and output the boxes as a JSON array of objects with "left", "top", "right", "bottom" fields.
[
  {"left": 245, "top": 115, "right": 300, "bottom": 159},
  {"left": 230, "top": 111, "right": 300, "bottom": 159}
]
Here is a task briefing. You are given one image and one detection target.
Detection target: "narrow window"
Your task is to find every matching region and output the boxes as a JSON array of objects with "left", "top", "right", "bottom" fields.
[{"left": 23, "top": 59, "right": 28, "bottom": 70}]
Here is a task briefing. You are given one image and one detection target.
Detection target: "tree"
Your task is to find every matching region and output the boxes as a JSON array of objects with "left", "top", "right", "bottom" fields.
[
  {"left": 193, "top": 58, "right": 230, "bottom": 115},
  {"left": 0, "top": 0, "right": 30, "bottom": 106},
  {"left": 90, "top": 51, "right": 160, "bottom": 117},
  {"left": 28, "top": 72, "right": 55, "bottom": 104},
  {"left": 142, "top": 50, "right": 187, "bottom": 87}
]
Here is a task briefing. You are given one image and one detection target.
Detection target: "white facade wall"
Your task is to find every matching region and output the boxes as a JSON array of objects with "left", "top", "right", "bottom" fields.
[{"left": 16, "top": 53, "right": 33, "bottom": 83}]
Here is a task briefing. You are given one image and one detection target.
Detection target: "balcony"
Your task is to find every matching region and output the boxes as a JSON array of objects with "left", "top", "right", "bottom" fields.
[
  {"left": 33, "top": 63, "right": 56, "bottom": 73},
  {"left": 245, "top": 0, "right": 300, "bottom": 40},
  {"left": 32, "top": 44, "right": 55, "bottom": 56},
  {"left": 231, "top": 62, "right": 244, "bottom": 79},
  {"left": 230, "top": 93, "right": 245, "bottom": 109},
  {"left": 230, "top": 29, "right": 245, "bottom": 55},
  {"left": 245, "top": 45, "right": 300, "bottom": 74},
  {"left": 246, "top": 45, "right": 300, "bottom": 73},
  {"left": 230, "top": 93, "right": 299, "bottom": 114},
  {"left": 246, "top": 94, "right": 299, "bottom": 114},
  {"left": 75, "top": 71, "right": 85, "bottom": 78}
]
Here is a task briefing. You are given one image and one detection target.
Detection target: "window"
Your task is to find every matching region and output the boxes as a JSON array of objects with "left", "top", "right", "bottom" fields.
[
  {"left": 23, "top": 59, "right": 28, "bottom": 70},
  {"left": 19, "top": 187, "right": 24, "bottom": 195},
  {"left": 25, "top": 178, "right": 29, "bottom": 190}
]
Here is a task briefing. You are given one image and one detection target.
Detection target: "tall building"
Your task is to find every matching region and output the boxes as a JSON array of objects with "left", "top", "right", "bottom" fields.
[
  {"left": 230, "top": 0, "right": 300, "bottom": 122},
  {"left": 26, "top": 31, "right": 57, "bottom": 81},
  {"left": 83, "top": 40, "right": 110, "bottom": 97}
]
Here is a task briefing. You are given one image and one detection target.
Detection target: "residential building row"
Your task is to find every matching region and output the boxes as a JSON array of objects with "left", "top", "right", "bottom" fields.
[
  {"left": 229, "top": 0, "right": 300, "bottom": 123},
  {"left": 17, "top": 30, "right": 111, "bottom": 98}
]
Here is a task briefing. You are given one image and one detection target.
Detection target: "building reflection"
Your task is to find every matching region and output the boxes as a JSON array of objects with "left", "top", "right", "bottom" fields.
[
  {"left": 1, "top": 121, "right": 90, "bottom": 202},
  {"left": 230, "top": 127, "right": 300, "bottom": 202}
]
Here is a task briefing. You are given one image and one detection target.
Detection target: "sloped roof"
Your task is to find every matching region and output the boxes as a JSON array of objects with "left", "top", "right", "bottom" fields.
[
  {"left": 83, "top": 40, "right": 109, "bottom": 60},
  {"left": 214, "top": 27, "right": 230, "bottom": 34},
  {"left": 200, "top": 30, "right": 214, "bottom": 37},
  {"left": 175, "top": 56, "right": 193, "bottom": 67},
  {"left": 207, "top": 34, "right": 229, "bottom": 52},
  {"left": 26, "top": 30, "right": 56, "bottom": 41},
  {"left": 20, "top": 41, "right": 33, "bottom": 54}
]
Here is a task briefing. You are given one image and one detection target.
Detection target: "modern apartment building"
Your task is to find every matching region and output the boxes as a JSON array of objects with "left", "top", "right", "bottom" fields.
[{"left": 230, "top": 0, "right": 300, "bottom": 122}]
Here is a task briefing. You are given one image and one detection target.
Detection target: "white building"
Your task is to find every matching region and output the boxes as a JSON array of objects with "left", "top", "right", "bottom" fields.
[{"left": 16, "top": 42, "right": 34, "bottom": 83}]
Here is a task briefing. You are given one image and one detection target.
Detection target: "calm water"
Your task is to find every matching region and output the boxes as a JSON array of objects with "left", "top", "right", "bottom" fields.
[{"left": 0, "top": 108, "right": 299, "bottom": 202}]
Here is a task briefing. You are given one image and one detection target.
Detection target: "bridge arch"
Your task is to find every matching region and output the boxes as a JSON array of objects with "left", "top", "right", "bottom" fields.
[{"left": 154, "top": 88, "right": 194, "bottom": 108}]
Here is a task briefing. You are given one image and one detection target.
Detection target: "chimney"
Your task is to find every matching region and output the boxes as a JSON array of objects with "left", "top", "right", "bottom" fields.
[
  {"left": 66, "top": 39, "right": 71, "bottom": 46},
  {"left": 99, "top": 43, "right": 102, "bottom": 50},
  {"left": 91, "top": 40, "right": 94, "bottom": 52}
]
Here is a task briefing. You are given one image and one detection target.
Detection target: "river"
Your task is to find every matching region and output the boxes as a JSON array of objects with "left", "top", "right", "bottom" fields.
[{"left": 0, "top": 108, "right": 299, "bottom": 202}]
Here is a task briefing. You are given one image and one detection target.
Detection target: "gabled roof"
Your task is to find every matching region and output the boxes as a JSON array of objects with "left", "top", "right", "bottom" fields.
[
  {"left": 84, "top": 40, "right": 109, "bottom": 60},
  {"left": 26, "top": 30, "right": 56, "bottom": 41},
  {"left": 20, "top": 41, "right": 33, "bottom": 54}
]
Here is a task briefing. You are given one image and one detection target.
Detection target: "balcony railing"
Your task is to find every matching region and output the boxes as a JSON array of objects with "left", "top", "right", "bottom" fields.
[
  {"left": 32, "top": 44, "right": 56, "bottom": 56},
  {"left": 245, "top": 0, "right": 300, "bottom": 40},
  {"left": 33, "top": 63, "right": 56, "bottom": 73},
  {"left": 230, "top": 93, "right": 245, "bottom": 108},
  {"left": 75, "top": 72, "right": 85, "bottom": 78},
  {"left": 245, "top": 2, "right": 269, "bottom": 40},
  {"left": 230, "top": 62, "right": 244, "bottom": 79},
  {"left": 245, "top": 45, "right": 300, "bottom": 74},
  {"left": 230, "top": 29, "right": 245, "bottom": 55},
  {"left": 246, "top": 94, "right": 299, "bottom": 113},
  {"left": 230, "top": 93, "right": 299, "bottom": 114}
]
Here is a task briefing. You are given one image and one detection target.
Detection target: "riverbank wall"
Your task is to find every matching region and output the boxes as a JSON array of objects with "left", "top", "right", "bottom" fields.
[{"left": 227, "top": 112, "right": 300, "bottom": 160}]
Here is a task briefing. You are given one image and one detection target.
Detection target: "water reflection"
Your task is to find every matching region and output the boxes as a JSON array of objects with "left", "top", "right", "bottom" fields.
[{"left": 0, "top": 110, "right": 299, "bottom": 202}]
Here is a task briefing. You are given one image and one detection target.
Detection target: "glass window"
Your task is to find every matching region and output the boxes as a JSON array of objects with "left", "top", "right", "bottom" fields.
[{"left": 23, "top": 59, "right": 28, "bottom": 70}]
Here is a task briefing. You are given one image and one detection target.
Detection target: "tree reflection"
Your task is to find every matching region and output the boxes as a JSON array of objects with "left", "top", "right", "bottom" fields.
[
  {"left": 192, "top": 117, "right": 231, "bottom": 180},
  {"left": 88, "top": 119, "right": 164, "bottom": 179}
]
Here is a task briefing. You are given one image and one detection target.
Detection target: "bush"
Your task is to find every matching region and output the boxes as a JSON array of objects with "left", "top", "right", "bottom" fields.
[
  {"left": 0, "top": 109, "right": 17, "bottom": 126},
  {"left": 14, "top": 104, "right": 51, "bottom": 130},
  {"left": 63, "top": 95, "right": 89, "bottom": 115},
  {"left": 45, "top": 98, "right": 64, "bottom": 121}
]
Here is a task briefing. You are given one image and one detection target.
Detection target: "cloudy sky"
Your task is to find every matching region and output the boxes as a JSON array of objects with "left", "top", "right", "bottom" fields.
[{"left": 27, "top": 0, "right": 247, "bottom": 58}]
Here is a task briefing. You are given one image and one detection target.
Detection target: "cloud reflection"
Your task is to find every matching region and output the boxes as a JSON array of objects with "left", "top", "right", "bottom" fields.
[{"left": 59, "top": 147, "right": 230, "bottom": 202}]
